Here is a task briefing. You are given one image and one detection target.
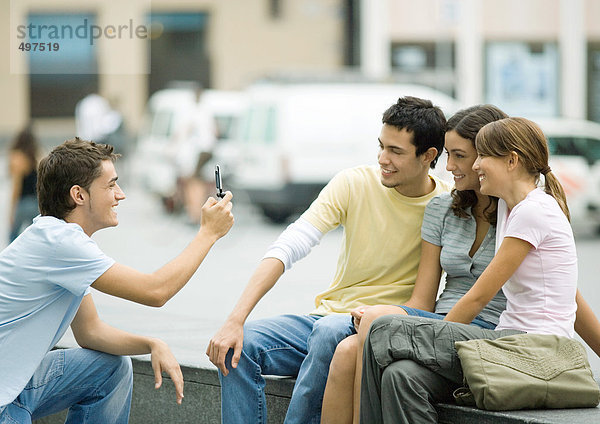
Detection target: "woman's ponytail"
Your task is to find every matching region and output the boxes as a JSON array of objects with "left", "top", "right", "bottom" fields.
[{"left": 543, "top": 171, "right": 571, "bottom": 221}]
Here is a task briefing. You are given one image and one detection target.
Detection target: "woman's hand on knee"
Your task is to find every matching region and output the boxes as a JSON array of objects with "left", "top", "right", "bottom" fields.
[
  {"left": 358, "top": 305, "right": 407, "bottom": 340},
  {"left": 351, "top": 305, "right": 372, "bottom": 330}
]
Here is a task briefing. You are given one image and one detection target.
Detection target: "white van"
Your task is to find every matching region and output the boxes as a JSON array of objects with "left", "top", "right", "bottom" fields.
[
  {"left": 538, "top": 118, "right": 600, "bottom": 231},
  {"left": 230, "top": 82, "right": 461, "bottom": 222},
  {"left": 132, "top": 87, "right": 246, "bottom": 198}
]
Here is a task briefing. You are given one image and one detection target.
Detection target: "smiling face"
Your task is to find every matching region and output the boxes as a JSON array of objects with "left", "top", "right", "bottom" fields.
[
  {"left": 472, "top": 153, "right": 509, "bottom": 197},
  {"left": 86, "top": 160, "right": 126, "bottom": 232},
  {"left": 444, "top": 130, "right": 480, "bottom": 192},
  {"left": 377, "top": 124, "right": 432, "bottom": 195}
]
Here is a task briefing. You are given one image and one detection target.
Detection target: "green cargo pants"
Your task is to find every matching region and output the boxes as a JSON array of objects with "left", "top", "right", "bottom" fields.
[{"left": 360, "top": 315, "right": 522, "bottom": 424}]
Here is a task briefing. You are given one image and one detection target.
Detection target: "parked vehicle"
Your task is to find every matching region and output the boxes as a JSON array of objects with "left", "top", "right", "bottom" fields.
[
  {"left": 132, "top": 87, "right": 246, "bottom": 199},
  {"left": 228, "top": 82, "right": 461, "bottom": 222},
  {"left": 537, "top": 118, "right": 600, "bottom": 231}
]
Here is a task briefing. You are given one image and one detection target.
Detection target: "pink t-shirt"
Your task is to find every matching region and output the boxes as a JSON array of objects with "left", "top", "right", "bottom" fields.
[{"left": 494, "top": 188, "right": 577, "bottom": 337}]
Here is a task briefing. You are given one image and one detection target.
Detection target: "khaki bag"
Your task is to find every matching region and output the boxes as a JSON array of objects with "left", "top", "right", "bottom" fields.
[{"left": 454, "top": 333, "right": 600, "bottom": 411}]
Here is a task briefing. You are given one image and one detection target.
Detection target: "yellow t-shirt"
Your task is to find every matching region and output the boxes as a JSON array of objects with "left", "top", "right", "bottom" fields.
[{"left": 301, "top": 165, "right": 451, "bottom": 315}]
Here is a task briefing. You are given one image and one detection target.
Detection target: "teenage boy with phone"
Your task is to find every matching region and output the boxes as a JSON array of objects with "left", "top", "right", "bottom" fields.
[
  {"left": 207, "top": 97, "right": 452, "bottom": 424},
  {"left": 0, "top": 138, "right": 234, "bottom": 423}
]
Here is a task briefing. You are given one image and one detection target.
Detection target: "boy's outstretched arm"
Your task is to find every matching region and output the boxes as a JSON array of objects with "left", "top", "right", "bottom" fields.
[{"left": 92, "top": 192, "right": 234, "bottom": 306}]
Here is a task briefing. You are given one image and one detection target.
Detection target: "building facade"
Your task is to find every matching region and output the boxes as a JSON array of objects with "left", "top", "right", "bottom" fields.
[{"left": 0, "top": 0, "right": 599, "bottom": 139}]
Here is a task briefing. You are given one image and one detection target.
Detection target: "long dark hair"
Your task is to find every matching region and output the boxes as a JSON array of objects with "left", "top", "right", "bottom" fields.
[
  {"left": 446, "top": 105, "right": 508, "bottom": 224},
  {"left": 10, "top": 126, "right": 39, "bottom": 169}
]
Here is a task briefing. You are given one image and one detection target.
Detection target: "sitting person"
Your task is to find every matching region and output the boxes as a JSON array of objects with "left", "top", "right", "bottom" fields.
[
  {"left": 208, "top": 96, "right": 451, "bottom": 424},
  {"left": 0, "top": 138, "right": 234, "bottom": 423},
  {"left": 359, "top": 117, "right": 600, "bottom": 423},
  {"left": 321, "top": 104, "right": 509, "bottom": 424}
]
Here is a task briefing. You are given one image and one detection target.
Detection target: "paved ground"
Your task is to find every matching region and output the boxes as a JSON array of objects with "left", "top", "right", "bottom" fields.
[{"left": 2, "top": 156, "right": 600, "bottom": 371}]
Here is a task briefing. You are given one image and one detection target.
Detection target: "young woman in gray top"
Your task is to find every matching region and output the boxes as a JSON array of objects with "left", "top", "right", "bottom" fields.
[{"left": 320, "top": 104, "right": 509, "bottom": 424}]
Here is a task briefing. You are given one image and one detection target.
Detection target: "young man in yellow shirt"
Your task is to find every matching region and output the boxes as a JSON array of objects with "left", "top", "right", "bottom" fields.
[{"left": 207, "top": 96, "right": 452, "bottom": 424}]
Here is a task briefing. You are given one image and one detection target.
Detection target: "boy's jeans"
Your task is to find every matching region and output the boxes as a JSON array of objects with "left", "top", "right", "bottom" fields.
[
  {"left": 219, "top": 313, "right": 355, "bottom": 424},
  {"left": 0, "top": 348, "right": 133, "bottom": 424}
]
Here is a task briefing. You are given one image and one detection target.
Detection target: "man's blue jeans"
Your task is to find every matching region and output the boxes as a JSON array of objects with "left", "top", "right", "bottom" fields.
[
  {"left": 219, "top": 314, "right": 355, "bottom": 424},
  {"left": 0, "top": 348, "right": 133, "bottom": 424}
]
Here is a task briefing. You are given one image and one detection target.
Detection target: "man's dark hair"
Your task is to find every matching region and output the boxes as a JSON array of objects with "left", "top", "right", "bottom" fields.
[
  {"left": 382, "top": 96, "right": 447, "bottom": 168},
  {"left": 37, "top": 137, "right": 120, "bottom": 219}
]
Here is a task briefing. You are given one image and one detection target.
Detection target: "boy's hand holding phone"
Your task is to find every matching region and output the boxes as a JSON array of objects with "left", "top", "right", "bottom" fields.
[
  {"left": 201, "top": 191, "right": 234, "bottom": 240},
  {"left": 198, "top": 165, "right": 233, "bottom": 240}
]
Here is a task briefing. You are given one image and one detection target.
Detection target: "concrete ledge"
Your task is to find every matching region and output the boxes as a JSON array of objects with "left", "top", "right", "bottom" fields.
[
  {"left": 33, "top": 358, "right": 600, "bottom": 424},
  {"left": 437, "top": 403, "right": 600, "bottom": 424},
  {"left": 33, "top": 358, "right": 293, "bottom": 424}
]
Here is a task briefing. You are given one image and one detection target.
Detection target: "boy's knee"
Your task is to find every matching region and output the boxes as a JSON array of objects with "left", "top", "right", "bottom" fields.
[
  {"left": 307, "top": 316, "right": 352, "bottom": 358},
  {"left": 311, "top": 315, "right": 351, "bottom": 339},
  {"left": 93, "top": 351, "right": 132, "bottom": 378},
  {"left": 90, "top": 353, "right": 132, "bottom": 392},
  {"left": 115, "top": 355, "right": 133, "bottom": 380},
  {"left": 96, "top": 353, "right": 132, "bottom": 386},
  {"left": 241, "top": 324, "right": 263, "bottom": 357}
]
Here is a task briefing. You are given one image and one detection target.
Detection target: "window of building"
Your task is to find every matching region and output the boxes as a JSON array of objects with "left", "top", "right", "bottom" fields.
[
  {"left": 147, "top": 13, "right": 210, "bottom": 96},
  {"left": 343, "top": 0, "right": 360, "bottom": 66},
  {"left": 390, "top": 42, "right": 455, "bottom": 96},
  {"left": 485, "top": 42, "right": 559, "bottom": 117},
  {"left": 588, "top": 43, "right": 600, "bottom": 124},
  {"left": 391, "top": 42, "right": 455, "bottom": 71},
  {"left": 269, "top": 0, "right": 283, "bottom": 19},
  {"left": 27, "top": 13, "right": 98, "bottom": 118}
]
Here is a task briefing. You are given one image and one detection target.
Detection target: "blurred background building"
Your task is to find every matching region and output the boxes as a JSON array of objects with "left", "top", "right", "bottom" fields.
[{"left": 1, "top": 0, "right": 599, "bottom": 146}]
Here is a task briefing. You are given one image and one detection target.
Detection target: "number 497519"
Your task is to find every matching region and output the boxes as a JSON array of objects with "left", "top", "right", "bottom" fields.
[{"left": 18, "top": 42, "right": 60, "bottom": 52}]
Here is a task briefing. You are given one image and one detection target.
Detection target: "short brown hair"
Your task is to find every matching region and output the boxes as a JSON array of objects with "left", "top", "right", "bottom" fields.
[{"left": 37, "top": 137, "right": 120, "bottom": 219}]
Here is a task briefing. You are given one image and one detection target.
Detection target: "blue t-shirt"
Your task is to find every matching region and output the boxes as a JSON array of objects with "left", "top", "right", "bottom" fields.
[
  {"left": 0, "top": 216, "right": 115, "bottom": 407},
  {"left": 421, "top": 193, "right": 506, "bottom": 325}
]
